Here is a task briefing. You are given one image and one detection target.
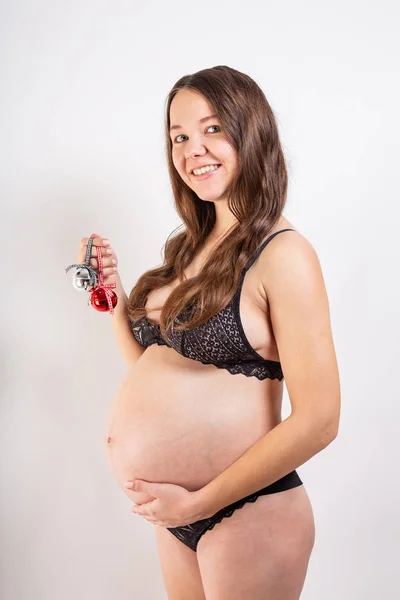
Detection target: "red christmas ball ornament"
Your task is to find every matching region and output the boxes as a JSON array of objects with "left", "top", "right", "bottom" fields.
[
  {"left": 66, "top": 233, "right": 119, "bottom": 315},
  {"left": 89, "top": 288, "right": 118, "bottom": 312}
]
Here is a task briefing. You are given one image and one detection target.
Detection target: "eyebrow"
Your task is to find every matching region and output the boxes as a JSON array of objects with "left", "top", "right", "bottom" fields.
[{"left": 169, "top": 114, "right": 219, "bottom": 133}]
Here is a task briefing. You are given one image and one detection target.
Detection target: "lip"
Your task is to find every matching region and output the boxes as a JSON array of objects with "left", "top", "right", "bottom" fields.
[{"left": 190, "top": 164, "right": 222, "bottom": 180}]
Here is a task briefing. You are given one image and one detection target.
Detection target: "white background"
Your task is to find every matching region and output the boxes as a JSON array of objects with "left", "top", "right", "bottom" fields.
[{"left": 1, "top": 1, "right": 399, "bottom": 598}]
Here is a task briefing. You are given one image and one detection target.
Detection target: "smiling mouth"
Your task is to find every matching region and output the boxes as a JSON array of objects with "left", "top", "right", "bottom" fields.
[{"left": 191, "top": 164, "right": 222, "bottom": 178}]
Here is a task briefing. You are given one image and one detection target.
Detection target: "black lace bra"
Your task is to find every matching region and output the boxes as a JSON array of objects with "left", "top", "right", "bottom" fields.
[{"left": 130, "top": 229, "right": 295, "bottom": 381}]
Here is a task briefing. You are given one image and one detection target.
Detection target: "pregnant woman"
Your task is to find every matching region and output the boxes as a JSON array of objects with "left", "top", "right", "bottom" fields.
[{"left": 80, "top": 65, "right": 341, "bottom": 599}]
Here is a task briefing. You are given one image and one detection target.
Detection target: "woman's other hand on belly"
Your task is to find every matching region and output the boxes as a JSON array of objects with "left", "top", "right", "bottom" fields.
[{"left": 125, "top": 478, "right": 208, "bottom": 528}]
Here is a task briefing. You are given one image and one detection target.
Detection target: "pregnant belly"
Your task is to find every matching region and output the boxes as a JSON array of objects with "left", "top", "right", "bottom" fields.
[{"left": 104, "top": 346, "right": 281, "bottom": 505}]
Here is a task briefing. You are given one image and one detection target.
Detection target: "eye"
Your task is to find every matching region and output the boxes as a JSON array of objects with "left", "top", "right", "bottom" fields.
[{"left": 173, "top": 124, "right": 221, "bottom": 144}]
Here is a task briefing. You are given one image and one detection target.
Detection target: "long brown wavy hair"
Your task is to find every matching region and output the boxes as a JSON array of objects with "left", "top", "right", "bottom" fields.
[{"left": 127, "top": 65, "right": 288, "bottom": 340}]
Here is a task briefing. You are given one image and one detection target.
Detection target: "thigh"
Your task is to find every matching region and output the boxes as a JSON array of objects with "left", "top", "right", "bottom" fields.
[
  {"left": 196, "top": 485, "right": 315, "bottom": 600},
  {"left": 154, "top": 524, "right": 207, "bottom": 600}
]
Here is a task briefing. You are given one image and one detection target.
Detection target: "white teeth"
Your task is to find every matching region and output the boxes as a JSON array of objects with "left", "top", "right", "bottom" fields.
[{"left": 193, "top": 164, "right": 220, "bottom": 175}]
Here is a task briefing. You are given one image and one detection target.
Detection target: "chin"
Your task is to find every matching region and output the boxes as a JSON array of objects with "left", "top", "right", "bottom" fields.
[{"left": 198, "top": 193, "right": 227, "bottom": 203}]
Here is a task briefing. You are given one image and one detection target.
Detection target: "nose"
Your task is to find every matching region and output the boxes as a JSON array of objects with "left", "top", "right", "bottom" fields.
[{"left": 185, "top": 142, "right": 206, "bottom": 161}]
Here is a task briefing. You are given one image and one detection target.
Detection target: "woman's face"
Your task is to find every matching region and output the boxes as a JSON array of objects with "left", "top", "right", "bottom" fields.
[{"left": 169, "top": 89, "right": 238, "bottom": 202}]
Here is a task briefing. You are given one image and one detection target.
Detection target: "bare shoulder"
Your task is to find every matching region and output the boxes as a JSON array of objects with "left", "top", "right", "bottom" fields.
[
  {"left": 258, "top": 225, "right": 328, "bottom": 327},
  {"left": 258, "top": 225, "right": 340, "bottom": 438},
  {"left": 258, "top": 227, "right": 323, "bottom": 297}
]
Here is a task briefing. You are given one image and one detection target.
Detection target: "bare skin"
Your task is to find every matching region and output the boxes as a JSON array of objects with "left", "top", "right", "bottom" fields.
[
  {"left": 103, "top": 89, "right": 316, "bottom": 598},
  {"left": 104, "top": 215, "right": 315, "bottom": 599}
]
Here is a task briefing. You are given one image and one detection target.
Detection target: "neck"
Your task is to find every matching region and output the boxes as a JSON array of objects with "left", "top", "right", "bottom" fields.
[{"left": 211, "top": 202, "right": 238, "bottom": 240}]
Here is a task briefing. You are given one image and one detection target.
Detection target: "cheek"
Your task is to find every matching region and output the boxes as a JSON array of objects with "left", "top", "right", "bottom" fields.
[
  {"left": 172, "top": 149, "right": 184, "bottom": 171},
  {"left": 230, "top": 154, "right": 239, "bottom": 173},
  {"left": 226, "top": 148, "right": 239, "bottom": 173},
  {"left": 215, "top": 141, "right": 237, "bottom": 165},
  {"left": 172, "top": 156, "right": 188, "bottom": 181}
]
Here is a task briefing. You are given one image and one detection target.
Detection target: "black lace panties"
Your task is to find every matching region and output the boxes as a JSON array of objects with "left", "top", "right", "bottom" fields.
[{"left": 167, "top": 470, "right": 303, "bottom": 552}]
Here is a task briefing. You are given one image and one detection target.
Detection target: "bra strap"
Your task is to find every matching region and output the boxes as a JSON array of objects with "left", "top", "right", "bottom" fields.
[
  {"left": 246, "top": 228, "right": 295, "bottom": 271},
  {"left": 236, "top": 228, "right": 295, "bottom": 291}
]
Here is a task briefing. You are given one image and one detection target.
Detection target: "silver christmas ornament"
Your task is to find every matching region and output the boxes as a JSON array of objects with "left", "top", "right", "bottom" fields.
[
  {"left": 72, "top": 267, "right": 92, "bottom": 291},
  {"left": 65, "top": 235, "right": 99, "bottom": 290}
]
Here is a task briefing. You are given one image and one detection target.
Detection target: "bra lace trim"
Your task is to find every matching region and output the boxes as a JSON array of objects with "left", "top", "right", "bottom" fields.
[
  {"left": 129, "top": 229, "right": 294, "bottom": 380},
  {"left": 130, "top": 314, "right": 283, "bottom": 381},
  {"left": 129, "top": 316, "right": 169, "bottom": 348}
]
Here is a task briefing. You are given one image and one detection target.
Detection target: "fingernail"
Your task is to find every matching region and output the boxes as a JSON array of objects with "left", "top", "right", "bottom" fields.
[
  {"left": 125, "top": 482, "right": 133, "bottom": 489},
  {"left": 103, "top": 239, "right": 110, "bottom": 246}
]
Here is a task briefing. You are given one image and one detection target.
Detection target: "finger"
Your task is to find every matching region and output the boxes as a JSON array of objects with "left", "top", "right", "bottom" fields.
[
  {"left": 88, "top": 265, "right": 118, "bottom": 277},
  {"left": 77, "top": 236, "right": 107, "bottom": 263},
  {"left": 80, "top": 235, "right": 105, "bottom": 248},
  {"left": 89, "top": 256, "right": 117, "bottom": 268},
  {"left": 140, "top": 514, "right": 158, "bottom": 524},
  {"left": 78, "top": 245, "right": 114, "bottom": 265},
  {"left": 81, "top": 238, "right": 112, "bottom": 256},
  {"left": 88, "top": 247, "right": 115, "bottom": 260},
  {"left": 137, "top": 502, "right": 153, "bottom": 517},
  {"left": 144, "top": 517, "right": 158, "bottom": 523},
  {"left": 104, "top": 266, "right": 118, "bottom": 276},
  {"left": 88, "top": 244, "right": 114, "bottom": 258},
  {"left": 102, "top": 246, "right": 114, "bottom": 257},
  {"left": 139, "top": 503, "right": 150, "bottom": 517}
]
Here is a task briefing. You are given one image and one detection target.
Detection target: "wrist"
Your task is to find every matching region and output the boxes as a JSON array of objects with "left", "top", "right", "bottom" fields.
[
  {"left": 108, "top": 277, "right": 128, "bottom": 316},
  {"left": 191, "top": 485, "right": 219, "bottom": 519}
]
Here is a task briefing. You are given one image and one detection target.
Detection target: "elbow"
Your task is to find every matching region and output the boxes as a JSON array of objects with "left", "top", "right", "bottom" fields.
[
  {"left": 318, "top": 419, "right": 339, "bottom": 448},
  {"left": 291, "top": 409, "right": 340, "bottom": 449},
  {"left": 315, "top": 399, "right": 341, "bottom": 448}
]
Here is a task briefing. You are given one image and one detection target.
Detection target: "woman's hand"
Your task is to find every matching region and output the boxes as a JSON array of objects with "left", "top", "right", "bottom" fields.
[
  {"left": 126, "top": 479, "right": 210, "bottom": 528},
  {"left": 77, "top": 232, "right": 119, "bottom": 288}
]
